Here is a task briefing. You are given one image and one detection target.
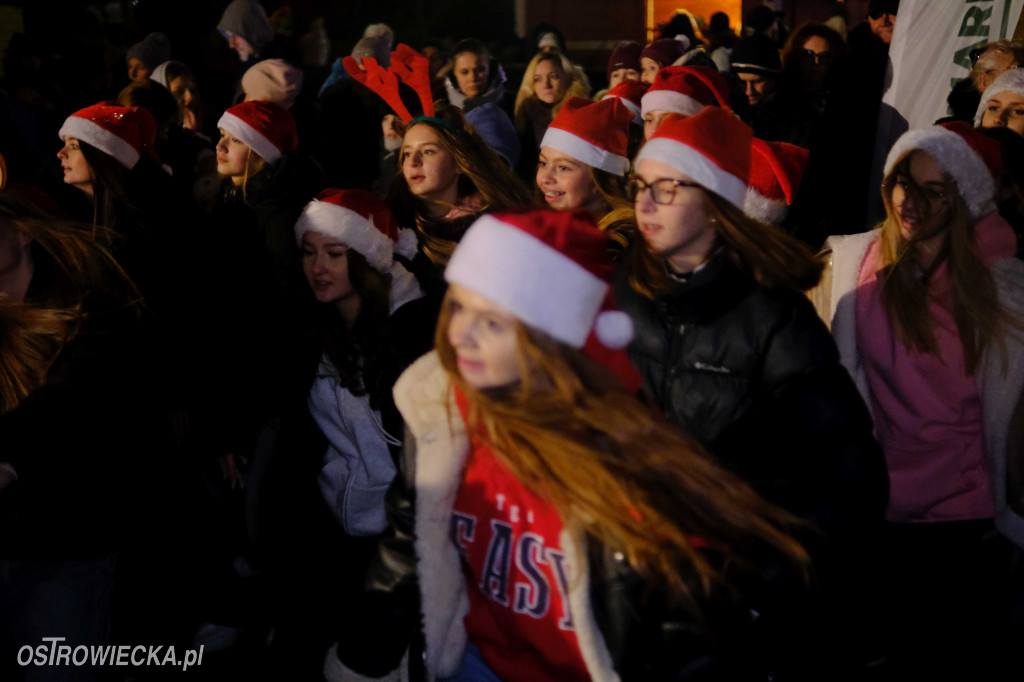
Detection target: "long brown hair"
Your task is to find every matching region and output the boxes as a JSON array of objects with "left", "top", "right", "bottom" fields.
[
  {"left": 0, "top": 191, "right": 141, "bottom": 414},
  {"left": 388, "top": 103, "right": 535, "bottom": 265},
  {"left": 434, "top": 293, "right": 810, "bottom": 611},
  {"left": 625, "top": 189, "right": 823, "bottom": 298},
  {"left": 878, "top": 151, "right": 1008, "bottom": 372}
]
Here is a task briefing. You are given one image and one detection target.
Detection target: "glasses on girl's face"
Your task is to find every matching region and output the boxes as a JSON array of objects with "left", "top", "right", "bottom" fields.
[
  {"left": 801, "top": 49, "right": 833, "bottom": 65},
  {"left": 628, "top": 176, "right": 701, "bottom": 204}
]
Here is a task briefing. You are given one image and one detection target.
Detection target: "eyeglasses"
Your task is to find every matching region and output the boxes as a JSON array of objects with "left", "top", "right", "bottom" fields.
[
  {"left": 628, "top": 176, "right": 702, "bottom": 204},
  {"left": 801, "top": 49, "right": 834, "bottom": 65}
]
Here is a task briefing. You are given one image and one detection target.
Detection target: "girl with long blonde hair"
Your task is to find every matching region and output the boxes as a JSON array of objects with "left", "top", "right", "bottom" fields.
[
  {"left": 819, "top": 121, "right": 1024, "bottom": 678},
  {"left": 327, "top": 208, "right": 813, "bottom": 682}
]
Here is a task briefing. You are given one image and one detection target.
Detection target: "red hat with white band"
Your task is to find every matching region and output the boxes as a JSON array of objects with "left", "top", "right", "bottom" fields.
[
  {"left": 445, "top": 209, "right": 634, "bottom": 351},
  {"left": 602, "top": 79, "right": 649, "bottom": 126},
  {"left": 635, "top": 108, "right": 752, "bottom": 209},
  {"left": 744, "top": 138, "right": 810, "bottom": 225},
  {"left": 540, "top": 97, "right": 633, "bottom": 175},
  {"left": 295, "top": 188, "right": 417, "bottom": 272},
  {"left": 217, "top": 100, "right": 298, "bottom": 164},
  {"left": 59, "top": 103, "right": 161, "bottom": 170},
  {"left": 640, "top": 65, "right": 731, "bottom": 118}
]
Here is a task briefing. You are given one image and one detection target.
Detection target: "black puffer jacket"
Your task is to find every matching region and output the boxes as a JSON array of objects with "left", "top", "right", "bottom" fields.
[{"left": 614, "top": 251, "right": 888, "bottom": 535}]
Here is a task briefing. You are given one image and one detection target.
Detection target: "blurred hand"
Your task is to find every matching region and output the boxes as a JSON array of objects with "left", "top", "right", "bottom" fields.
[{"left": 220, "top": 452, "right": 247, "bottom": 490}]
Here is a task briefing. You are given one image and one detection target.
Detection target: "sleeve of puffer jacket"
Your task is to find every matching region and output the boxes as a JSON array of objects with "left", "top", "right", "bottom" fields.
[{"left": 329, "top": 428, "right": 421, "bottom": 679}]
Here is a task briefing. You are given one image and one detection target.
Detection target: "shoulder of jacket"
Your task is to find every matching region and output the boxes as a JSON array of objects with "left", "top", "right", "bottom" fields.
[{"left": 392, "top": 351, "right": 454, "bottom": 435}]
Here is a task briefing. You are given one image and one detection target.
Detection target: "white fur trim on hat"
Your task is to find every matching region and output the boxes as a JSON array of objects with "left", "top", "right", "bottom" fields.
[
  {"left": 294, "top": 201, "right": 393, "bottom": 271},
  {"left": 394, "top": 227, "right": 419, "bottom": 260},
  {"left": 58, "top": 117, "right": 140, "bottom": 169},
  {"left": 217, "top": 110, "right": 282, "bottom": 164},
  {"left": 743, "top": 189, "right": 788, "bottom": 225},
  {"left": 640, "top": 90, "right": 705, "bottom": 118},
  {"left": 635, "top": 137, "right": 748, "bottom": 208},
  {"left": 594, "top": 310, "right": 633, "bottom": 348},
  {"left": 884, "top": 126, "right": 995, "bottom": 220},
  {"left": 975, "top": 68, "right": 1024, "bottom": 127},
  {"left": 444, "top": 215, "right": 608, "bottom": 348},
  {"left": 540, "top": 127, "right": 630, "bottom": 175},
  {"left": 602, "top": 93, "right": 643, "bottom": 125}
]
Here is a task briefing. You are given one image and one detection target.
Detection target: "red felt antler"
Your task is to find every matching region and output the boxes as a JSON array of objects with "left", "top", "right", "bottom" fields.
[
  {"left": 342, "top": 55, "right": 414, "bottom": 122},
  {"left": 388, "top": 44, "right": 434, "bottom": 118}
]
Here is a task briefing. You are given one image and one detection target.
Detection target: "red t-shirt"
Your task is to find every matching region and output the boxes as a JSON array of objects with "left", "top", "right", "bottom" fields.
[{"left": 451, "top": 391, "right": 591, "bottom": 682}]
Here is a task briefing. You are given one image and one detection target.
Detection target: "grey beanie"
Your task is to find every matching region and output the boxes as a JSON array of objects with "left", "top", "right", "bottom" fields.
[{"left": 127, "top": 32, "right": 171, "bottom": 71}]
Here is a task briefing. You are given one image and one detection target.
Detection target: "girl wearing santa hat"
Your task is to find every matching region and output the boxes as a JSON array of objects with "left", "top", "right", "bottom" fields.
[
  {"left": 639, "top": 65, "right": 731, "bottom": 141},
  {"left": 535, "top": 96, "right": 633, "bottom": 227},
  {"left": 817, "top": 122, "right": 1024, "bottom": 678},
  {"left": 327, "top": 208, "right": 812, "bottom": 682}
]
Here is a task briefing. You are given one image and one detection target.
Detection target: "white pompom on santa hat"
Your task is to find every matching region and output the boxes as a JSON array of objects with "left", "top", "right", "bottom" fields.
[
  {"left": 295, "top": 188, "right": 417, "bottom": 272},
  {"left": 444, "top": 209, "right": 634, "bottom": 350},
  {"left": 744, "top": 138, "right": 810, "bottom": 225},
  {"left": 635, "top": 107, "right": 752, "bottom": 209}
]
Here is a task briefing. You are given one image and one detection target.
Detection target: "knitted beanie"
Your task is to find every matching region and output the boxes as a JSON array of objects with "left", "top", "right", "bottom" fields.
[
  {"left": 635, "top": 108, "right": 752, "bottom": 209},
  {"left": 217, "top": 100, "right": 298, "bottom": 164},
  {"left": 242, "top": 59, "right": 304, "bottom": 109},
  {"left": 641, "top": 37, "right": 690, "bottom": 68},
  {"left": 58, "top": 103, "right": 160, "bottom": 170},
  {"left": 540, "top": 96, "right": 633, "bottom": 174},
  {"left": 607, "top": 41, "right": 643, "bottom": 81},
  {"left": 884, "top": 121, "right": 1001, "bottom": 220},
  {"left": 641, "top": 65, "right": 731, "bottom": 117},
  {"left": 730, "top": 34, "right": 781, "bottom": 76},
  {"left": 126, "top": 32, "right": 171, "bottom": 71}
]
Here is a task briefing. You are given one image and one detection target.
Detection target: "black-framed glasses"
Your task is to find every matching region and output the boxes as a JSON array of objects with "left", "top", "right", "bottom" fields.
[
  {"left": 801, "top": 49, "right": 834, "bottom": 65},
  {"left": 628, "top": 176, "right": 702, "bottom": 204}
]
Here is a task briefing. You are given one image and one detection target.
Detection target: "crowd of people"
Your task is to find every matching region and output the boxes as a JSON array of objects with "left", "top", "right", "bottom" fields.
[{"left": 1, "top": 0, "right": 1023, "bottom": 680}]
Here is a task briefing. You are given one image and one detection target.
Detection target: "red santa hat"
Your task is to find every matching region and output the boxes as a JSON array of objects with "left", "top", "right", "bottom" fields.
[
  {"left": 640, "top": 65, "right": 730, "bottom": 118},
  {"left": 884, "top": 121, "right": 1001, "bottom": 220},
  {"left": 217, "top": 100, "right": 298, "bottom": 164},
  {"left": 294, "top": 188, "right": 417, "bottom": 272},
  {"left": 744, "top": 139, "right": 810, "bottom": 225},
  {"left": 540, "top": 97, "right": 633, "bottom": 175},
  {"left": 58, "top": 103, "right": 161, "bottom": 170},
  {"left": 635, "top": 108, "right": 751, "bottom": 209},
  {"left": 445, "top": 209, "right": 635, "bottom": 351},
  {"left": 602, "top": 79, "right": 649, "bottom": 126}
]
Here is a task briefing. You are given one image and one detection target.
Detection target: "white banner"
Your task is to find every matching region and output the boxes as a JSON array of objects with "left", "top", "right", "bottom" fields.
[{"left": 869, "top": 0, "right": 1024, "bottom": 217}]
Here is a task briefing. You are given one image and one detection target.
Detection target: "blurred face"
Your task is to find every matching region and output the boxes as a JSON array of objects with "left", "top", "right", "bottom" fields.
[
  {"left": 401, "top": 123, "right": 460, "bottom": 209},
  {"left": 0, "top": 219, "right": 32, "bottom": 303},
  {"left": 799, "top": 35, "right": 833, "bottom": 91},
  {"left": 536, "top": 146, "right": 600, "bottom": 211},
  {"left": 127, "top": 58, "right": 150, "bottom": 82},
  {"left": 422, "top": 45, "right": 444, "bottom": 78},
  {"left": 56, "top": 136, "right": 93, "bottom": 195},
  {"left": 633, "top": 158, "right": 717, "bottom": 273},
  {"left": 216, "top": 129, "right": 251, "bottom": 180},
  {"left": 301, "top": 231, "right": 354, "bottom": 306},
  {"left": 738, "top": 72, "right": 774, "bottom": 107},
  {"left": 454, "top": 52, "right": 489, "bottom": 98},
  {"left": 168, "top": 76, "right": 197, "bottom": 112},
  {"left": 446, "top": 283, "right": 521, "bottom": 390},
  {"left": 890, "top": 151, "right": 951, "bottom": 248},
  {"left": 868, "top": 12, "right": 896, "bottom": 44},
  {"left": 643, "top": 109, "right": 675, "bottom": 141},
  {"left": 225, "top": 30, "right": 255, "bottom": 61},
  {"left": 981, "top": 91, "right": 1024, "bottom": 136},
  {"left": 975, "top": 49, "right": 1019, "bottom": 93},
  {"left": 608, "top": 67, "right": 640, "bottom": 89},
  {"left": 640, "top": 57, "right": 661, "bottom": 84},
  {"left": 533, "top": 59, "right": 567, "bottom": 104}
]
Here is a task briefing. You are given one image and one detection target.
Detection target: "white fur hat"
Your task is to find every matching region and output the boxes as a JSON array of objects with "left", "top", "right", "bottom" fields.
[{"left": 974, "top": 68, "right": 1024, "bottom": 127}]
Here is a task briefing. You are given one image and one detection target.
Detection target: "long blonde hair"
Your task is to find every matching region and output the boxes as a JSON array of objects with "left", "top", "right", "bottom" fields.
[
  {"left": 625, "top": 189, "right": 823, "bottom": 298},
  {"left": 0, "top": 191, "right": 141, "bottom": 414},
  {"left": 878, "top": 151, "right": 1008, "bottom": 372},
  {"left": 514, "top": 51, "right": 590, "bottom": 135},
  {"left": 434, "top": 294, "right": 810, "bottom": 611},
  {"left": 388, "top": 103, "right": 535, "bottom": 266}
]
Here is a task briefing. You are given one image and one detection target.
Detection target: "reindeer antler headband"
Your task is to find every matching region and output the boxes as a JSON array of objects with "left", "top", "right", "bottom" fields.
[{"left": 343, "top": 44, "right": 455, "bottom": 132}]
